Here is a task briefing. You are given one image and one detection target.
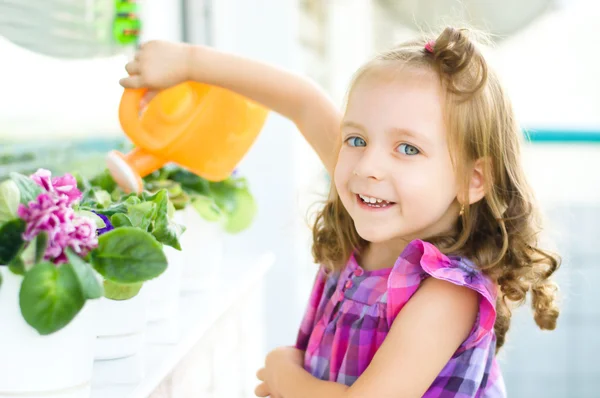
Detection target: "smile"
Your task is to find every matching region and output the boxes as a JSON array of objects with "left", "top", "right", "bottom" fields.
[{"left": 356, "top": 194, "right": 395, "bottom": 209}]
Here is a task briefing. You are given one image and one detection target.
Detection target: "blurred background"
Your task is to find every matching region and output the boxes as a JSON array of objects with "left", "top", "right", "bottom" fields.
[{"left": 1, "top": 0, "right": 599, "bottom": 397}]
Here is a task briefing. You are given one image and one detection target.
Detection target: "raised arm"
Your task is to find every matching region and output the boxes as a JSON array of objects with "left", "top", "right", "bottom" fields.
[{"left": 120, "top": 41, "right": 341, "bottom": 173}]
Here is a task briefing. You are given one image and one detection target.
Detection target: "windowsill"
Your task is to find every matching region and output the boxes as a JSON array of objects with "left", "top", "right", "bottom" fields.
[{"left": 90, "top": 245, "right": 275, "bottom": 398}]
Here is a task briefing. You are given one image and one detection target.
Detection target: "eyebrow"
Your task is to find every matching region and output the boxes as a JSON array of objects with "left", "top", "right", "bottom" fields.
[
  {"left": 341, "top": 121, "right": 431, "bottom": 146},
  {"left": 340, "top": 121, "right": 366, "bottom": 132}
]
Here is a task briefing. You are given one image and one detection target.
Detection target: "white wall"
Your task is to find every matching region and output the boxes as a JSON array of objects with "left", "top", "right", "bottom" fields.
[
  {"left": 204, "top": 0, "right": 315, "bottom": 351},
  {"left": 490, "top": 2, "right": 600, "bottom": 130},
  {"left": 0, "top": 0, "right": 184, "bottom": 141},
  {"left": 139, "top": 0, "right": 184, "bottom": 43},
  {"left": 0, "top": 37, "right": 126, "bottom": 140}
]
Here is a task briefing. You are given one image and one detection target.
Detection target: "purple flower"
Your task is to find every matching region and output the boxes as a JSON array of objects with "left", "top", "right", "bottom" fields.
[
  {"left": 31, "top": 169, "right": 81, "bottom": 205},
  {"left": 93, "top": 211, "right": 114, "bottom": 235},
  {"left": 17, "top": 171, "right": 97, "bottom": 265}
]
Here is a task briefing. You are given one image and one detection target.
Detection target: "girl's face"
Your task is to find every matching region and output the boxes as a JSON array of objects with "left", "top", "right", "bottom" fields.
[{"left": 334, "top": 69, "right": 461, "bottom": 250}]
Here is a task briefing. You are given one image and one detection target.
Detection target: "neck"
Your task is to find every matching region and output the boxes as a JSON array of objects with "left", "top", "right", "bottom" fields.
[
  {"left": 359, "top": 238, "right": 410, "bottom": 271},
  {"left": 357, "top": 211, "right": 461, "bottom": 271}
]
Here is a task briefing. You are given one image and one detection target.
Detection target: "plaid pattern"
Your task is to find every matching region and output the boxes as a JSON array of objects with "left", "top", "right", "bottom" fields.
[{"left": 296, "top": 239, "right": 506, "bottom": 397}]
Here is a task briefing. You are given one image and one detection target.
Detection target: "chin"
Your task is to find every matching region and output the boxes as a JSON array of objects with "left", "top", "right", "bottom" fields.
[{"left": 354, "top": 224, "right": 397, "bottom": 243}]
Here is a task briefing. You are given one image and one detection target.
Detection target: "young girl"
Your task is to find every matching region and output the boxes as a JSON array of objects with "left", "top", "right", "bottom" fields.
[{"left": 120, "top": 26, "right": 560, "bottom": 398}]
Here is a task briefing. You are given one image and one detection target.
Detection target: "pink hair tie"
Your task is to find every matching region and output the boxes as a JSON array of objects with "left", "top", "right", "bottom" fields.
[{"left": 424, "top": 40, "right": 435, "bottom": 54}]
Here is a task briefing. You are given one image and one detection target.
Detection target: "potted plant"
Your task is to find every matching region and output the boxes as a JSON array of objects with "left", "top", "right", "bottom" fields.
[
  {"left": 87, "top": 168, "right": 187, "bottom": 326},
  {"left": 0, "top": 168, "right": 174, "bottom": 397},
  {"left": 87, "top": 165, "right": 257, "bottom": 298},
  {"left": 76, "top": 170, "right": 184, "bottom": 360},
  {"left": 142, "top": 165, "right": 258, "bottom": 293}
]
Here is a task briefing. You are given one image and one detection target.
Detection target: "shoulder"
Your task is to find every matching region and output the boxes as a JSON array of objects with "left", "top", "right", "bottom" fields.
[
  {"left": 389, "top": 239, "right": 496, "bottom": 302},
  {"left": 387, "top": 240, "right": 498, "bottom": 348}
]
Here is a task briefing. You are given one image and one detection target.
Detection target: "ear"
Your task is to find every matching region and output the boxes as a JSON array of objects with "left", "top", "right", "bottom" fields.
[{"left": 467, "top": 158, "right": 487, "bottom": 205}]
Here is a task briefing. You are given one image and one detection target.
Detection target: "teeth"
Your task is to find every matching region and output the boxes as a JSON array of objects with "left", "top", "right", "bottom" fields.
[{"left": 359, "top": 194, "right": 390, "bottom": 205}]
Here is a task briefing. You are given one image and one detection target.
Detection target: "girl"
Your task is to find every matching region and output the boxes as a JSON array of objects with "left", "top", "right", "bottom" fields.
[{"left": 120, "top": 26, "right": 560, "bottom": 398}]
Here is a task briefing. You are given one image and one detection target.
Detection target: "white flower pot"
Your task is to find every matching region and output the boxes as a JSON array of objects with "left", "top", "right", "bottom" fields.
[
  {"left": 145, "top": 245, "right": 183, "bottom": 323},
  {"left": 176, "top": 206, "right": 225, "bottom": 293},
  {"left": 144, "top": 246, "right": 183, "bottom": 341},
  {"left": 0, "top": 267, "right": 96, "bottom": 398},
  {"left": 93, "top": 285, "right": 148, "bottom": 361}
]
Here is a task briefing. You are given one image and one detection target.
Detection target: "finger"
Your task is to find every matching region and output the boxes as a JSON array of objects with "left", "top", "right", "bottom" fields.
[
  {"left": 125, "top": 60, "right": 140, "bottom": 75},
  {"left": 119, "top": 75, "right": 144, "bottom": 89},
  {"left": 256, "top": 367, "right": 266, "bottom": 381},
  {"left": 254, "top": 382, "right": 270, "bottom": 397},
  {"left": 140, "top": 90, "right": 158, "bottom": 108}
]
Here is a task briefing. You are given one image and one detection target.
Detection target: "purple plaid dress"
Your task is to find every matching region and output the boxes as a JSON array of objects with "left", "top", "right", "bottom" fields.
[{"left": 296, "top": 239, "right": 506, "bottom": 397}]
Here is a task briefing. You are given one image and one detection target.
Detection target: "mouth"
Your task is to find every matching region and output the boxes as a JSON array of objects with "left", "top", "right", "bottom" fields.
[{"left": 356, "top": 194, "right": 396, "bottom": 209}]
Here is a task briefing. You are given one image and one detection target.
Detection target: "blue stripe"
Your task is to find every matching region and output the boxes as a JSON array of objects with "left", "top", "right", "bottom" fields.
[{"left": 524, "top": 128, "right": 600, "bottom": 143}]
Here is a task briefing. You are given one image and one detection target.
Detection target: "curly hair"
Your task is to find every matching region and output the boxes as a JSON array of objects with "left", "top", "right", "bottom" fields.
[{"left": 312, "top": 27, "right": 560, "bottom": 352}]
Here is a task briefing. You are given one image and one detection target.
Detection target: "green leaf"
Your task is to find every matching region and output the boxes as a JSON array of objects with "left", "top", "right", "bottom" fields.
[
  {"left": 72, "top": 171, "right": 92, "bottom": 193},
  {"left": 34, "top": 232, "right": 48, "bottom": 264},
  {"left": 0, "top": 179, "right": 20, "bottom": 225},
  {"left": 10, "top": 232, "right": 48, "bottom": 273},
  {"left": 8, "top": 257, "right": 25, "bottom": 275},
  {"left": 93, "top": 190, "right": 112, "bottom": 208},
  {"left": 19, "top": 262, "right": 85, "bottom": 335},
  {"left": 168, "top": 169, "right": 211, "bottom": 195},
  {"left": 89, "top": 169, "right": 117, "bottom": 193},
  {"left": 145, "top": 180, "right": 183, "bottom": 198},
  {"left": 127, "top": 201, "right": 156, "bottom": 231},
  {"left": 19, "top": 238, "right": 38, "bottom": 272},
  {"left": 102, "top": 279, "right": 143, "bottom": 300},
  {"left": 223, "top": 188, "right": 258, "bottom": 234},
  {"left": 0, "top": 218, "right": 26, "bottom": 264},
  {"left": 65, "top": 249, "right": 103, "bottom": 300},
  {"left": 10, "top": 172, "right": 44, "bottom": 205},
  {"left": 91, "top": 201, "right": 128, "bottom": 216},
  {"left": 191, "top": 195, "right": 223, "bottom": 223},
  {"left": 124, "top": 195, "right": 142, "bottom": 206},
  {"left": 111, "top": 213, "right": 133, "bottom": 228},
  {"left": 146, "top": 190, "right": 184, "bottom": 250},
  {"left": 90, "top": 227, "right": 167, "bottom": 284},
  {"left": 208, "top": 180, "right": 237, "bottom": 213},
  {"left": 169, "top": 190, "right": 191, "bottom": 210}
]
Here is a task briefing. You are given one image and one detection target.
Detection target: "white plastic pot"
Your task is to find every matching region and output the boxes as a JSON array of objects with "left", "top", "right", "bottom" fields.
[
  {"left": 93, "top": 285, "right": 148, "bottom": 361},
  {"left": 0, "top": 267, "right": 96, "bottom": 398},
  {"left": 176, "top": 206, "right": 225, "bottom": 293},
  {"left": 145, "top": 245, "right": 183, "bottom": 323}
]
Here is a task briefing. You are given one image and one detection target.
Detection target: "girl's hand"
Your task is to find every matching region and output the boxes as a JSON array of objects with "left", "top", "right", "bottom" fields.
[
  {"left": 254, "top": 377, "right": 277, "bottom": 397},
  {"left": 119, "top": 40, "right": 193, "bottom": 91},
  {"left": 255, "top": 347, "right": 304, "bottom": 397}
]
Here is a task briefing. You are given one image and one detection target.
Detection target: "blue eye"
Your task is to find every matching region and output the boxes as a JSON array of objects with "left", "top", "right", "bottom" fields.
[
  {"left": 397, "top": 143, "right": 420, "bottom": 155},
  {"left": 346, "top": 137, "right": 366, "bottom": 147}
]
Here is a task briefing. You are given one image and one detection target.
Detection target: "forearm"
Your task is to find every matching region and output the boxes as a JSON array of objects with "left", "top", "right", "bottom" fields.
[
  {"left": 188, "top": 44, "right": 330, "bottom": 128},
  {"left": 275, "top": 361, "right": 349, "bottom": 398}
]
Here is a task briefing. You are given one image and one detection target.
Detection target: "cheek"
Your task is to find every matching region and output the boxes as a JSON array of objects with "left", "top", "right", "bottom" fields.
[
  {"left": 396, "top": 161, "right": 457, "bottom": 204},
  {"left": 333, "top": 150, "right": 354, "bottom": 190}
]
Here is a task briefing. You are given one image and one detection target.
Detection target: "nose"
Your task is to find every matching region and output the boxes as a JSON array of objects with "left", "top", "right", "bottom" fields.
[{"left": 352, "top": 146, "right": 386, "bottom": 180}]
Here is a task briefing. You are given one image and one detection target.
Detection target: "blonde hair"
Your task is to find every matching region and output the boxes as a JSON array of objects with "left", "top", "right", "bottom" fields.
[{"left": 311, "top": 27, "right": 560, "bottom": 352}]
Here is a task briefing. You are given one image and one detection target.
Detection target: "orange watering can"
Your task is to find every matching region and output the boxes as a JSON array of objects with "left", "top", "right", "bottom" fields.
[{"left": 107, "top": 82, "right": 269, "bottom": 193}]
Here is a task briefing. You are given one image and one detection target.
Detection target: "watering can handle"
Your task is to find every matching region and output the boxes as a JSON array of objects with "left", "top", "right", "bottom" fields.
[{"left": 118, "top": 88, "right": 162, "bottom": 152}]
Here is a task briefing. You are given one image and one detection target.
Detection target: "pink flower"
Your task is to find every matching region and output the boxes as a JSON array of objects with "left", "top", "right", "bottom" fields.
[
  {"left": 70, "top": 217, "right": 98, "bottom": 254},
  {"left": 17, "top": 171, "right": 97, "bottom": 265},
  {"left": 18, "top": 193, "right": 72, "bottom": 241},
  {"left": 31, "top": 169, "right": 82, "bottom": 205}
]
